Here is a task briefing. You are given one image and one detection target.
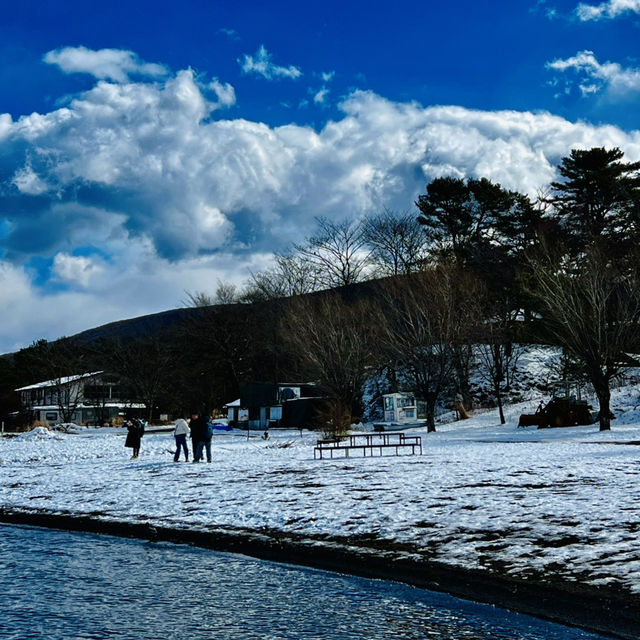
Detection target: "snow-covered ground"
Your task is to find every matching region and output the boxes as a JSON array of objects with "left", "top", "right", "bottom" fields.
[{"left": 1, "top": 385, "right": 640, "bottom": 597}]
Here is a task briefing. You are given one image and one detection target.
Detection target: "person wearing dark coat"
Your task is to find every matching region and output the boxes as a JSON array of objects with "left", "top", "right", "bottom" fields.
[
  {"left": 124, "top": 419, "right": 145, "bottom": 459},
  {"left": 189, "top": 412, "right": 208, "bottom": 463},
  {"left": 195, "top": 418, "right": 213, "bottom": 463}
]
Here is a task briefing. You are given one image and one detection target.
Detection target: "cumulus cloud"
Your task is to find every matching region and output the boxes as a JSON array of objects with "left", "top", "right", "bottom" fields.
[
  {"left": 575, "top": 0, "right": 640, "bottom": 20},
  {"left": 52, "top": 253, "right": 104, "bottom": 287},
  {"left": 44, "top": 46, "right": 168, "bottom": 82},
  {"left": 3, "top": 59, "right": 640, "bottom": 351},
  {"left": 12, "top": 163, "right": 51, "bottom": 195},
  {"left": 4, "top": 72, "right": 640, "bottom": 262},
  {"left": 239, "top": 45, "right": 302, "bottom": 80},
  {"left": 547, "top": 50, "right": 640, "bottom": 97}
]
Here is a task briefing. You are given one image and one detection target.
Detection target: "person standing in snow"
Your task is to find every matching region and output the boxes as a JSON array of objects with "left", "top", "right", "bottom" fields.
[
  {"left": 195, "top": 417, "right": 214, "bottom": 463},
  {"left": 125, "top": 419, "right": 144, "bottom": 459},
  {"left": 173, "top": 416, "right": 190, "bottom": 462},
  {"left": 189, "top": 411, "right": 208, "bottom": 463}
]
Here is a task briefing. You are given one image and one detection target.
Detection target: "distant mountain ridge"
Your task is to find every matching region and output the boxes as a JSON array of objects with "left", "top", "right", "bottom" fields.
[
  {"left": 68, "top": 305, "right": 217, "bottom": 345},
  {"left": 3, "top": 277, "right": 391, "bottom": 357}
]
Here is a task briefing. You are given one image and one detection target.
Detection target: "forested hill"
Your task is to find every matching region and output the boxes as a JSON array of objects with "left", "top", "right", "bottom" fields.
[
  {"left": 68, "top": 306, "right": 213, "bottom": 346},
  {"left": 23, "top": 280, "right": 374, "bottom": 350}
]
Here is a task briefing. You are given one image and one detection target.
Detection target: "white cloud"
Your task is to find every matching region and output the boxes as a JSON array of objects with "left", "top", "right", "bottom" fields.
[
  {"left": 0, "top": 248, "right": 274, "bottom": 353},
  {"left": 309, "top": 71, "right": 335, "bottom": 107},
  {"left": 239, "top": 45, "right": 302, "bottom": 80},
  {"left": 547, "top": 50, "right": 640, "bottom": 97},
  {"left": 12, "top": 163, "right": 51, "bottom": 195},
  {"left": 209, "top": 79, "right": 236, "bottom": 108},
  {"left": 3, "top": 61, "right": 640, "bottom": 352},
  {"left": 44, "top": 46, "right": 168, "bottom": 83},
  {"left": 52, "top": 253, "right": 104, "bottom": 287},
  {"left": 313, "top": 87, "right": 330, "bottom": 104},
  {"left": 575, "top": 0, "right": 640, "bottom": 20}
]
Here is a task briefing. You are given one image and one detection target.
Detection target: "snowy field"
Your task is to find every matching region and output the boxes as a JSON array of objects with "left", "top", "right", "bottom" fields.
[{"left": 1, "top": 386, "right": 640, "bottom": 597}]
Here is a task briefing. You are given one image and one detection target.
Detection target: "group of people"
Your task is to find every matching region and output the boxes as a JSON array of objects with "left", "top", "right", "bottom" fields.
[
  {"left": 124, "top": 412, "right": 214, "bottom": 463},
  {"left": 173, "top": 411, "right": 213, "bottom": 463}
]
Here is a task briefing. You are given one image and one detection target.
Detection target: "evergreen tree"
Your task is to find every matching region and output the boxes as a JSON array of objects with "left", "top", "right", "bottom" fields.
[
  {"left": 549, "top": 147, "right": 640, "bottom": 256},
  {"left": 415, "top": 177, "right": 479, "bottom": 263},
  {"left": 415, "top": 176, "right": 536, "bottom": 267}
]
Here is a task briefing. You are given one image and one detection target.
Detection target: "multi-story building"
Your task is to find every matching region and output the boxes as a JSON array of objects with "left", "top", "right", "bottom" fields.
[{"left": 15, "top": 371, "right": 144, "bottom": 425}]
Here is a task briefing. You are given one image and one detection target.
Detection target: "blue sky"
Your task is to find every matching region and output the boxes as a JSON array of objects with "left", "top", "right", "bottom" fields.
[
  {"left": 1, "top": 0, "right": 640, "bottom": 353},
  {"left": 3, "top": 1, "right": 640, "bottom": 127}
]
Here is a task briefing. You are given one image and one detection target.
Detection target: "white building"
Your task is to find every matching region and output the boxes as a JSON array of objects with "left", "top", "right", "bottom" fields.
[
  {"left": 382, "top": 392, "right": 427, "bottom": 424},
  {"left": 16, "top": 372, "right": 144, "bottom": 425}
]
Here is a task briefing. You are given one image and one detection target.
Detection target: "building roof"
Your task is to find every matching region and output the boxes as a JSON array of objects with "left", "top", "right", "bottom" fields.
[{"left": 15, "top": 371, "right": 104, "bottom": 392}]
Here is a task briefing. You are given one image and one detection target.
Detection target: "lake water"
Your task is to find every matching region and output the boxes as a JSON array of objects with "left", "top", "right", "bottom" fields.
[{"left": 0, "top": 524, "right": 612, "bottom": 640}]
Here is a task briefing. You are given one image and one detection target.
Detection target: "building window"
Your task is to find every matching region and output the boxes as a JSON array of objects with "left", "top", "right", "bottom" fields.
[
  {"left": 397, "top": 395, "right": 414, "bottom": 409},
  {"left": 269, "top": 406, "right": 282, "bottom": 420}
]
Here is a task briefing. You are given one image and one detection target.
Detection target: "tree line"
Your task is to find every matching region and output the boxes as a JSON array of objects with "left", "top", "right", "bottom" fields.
[
  {"left": 3, "top": 146, "right": 640, "bottom": 433},
  {"left": 247, "top": 146, "right": 640, "bottom": 433}
]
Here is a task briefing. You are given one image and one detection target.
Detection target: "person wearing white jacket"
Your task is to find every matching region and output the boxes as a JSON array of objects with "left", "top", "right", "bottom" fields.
[{"left": 173, "top": 417, "right": 191, "bottom": 462}]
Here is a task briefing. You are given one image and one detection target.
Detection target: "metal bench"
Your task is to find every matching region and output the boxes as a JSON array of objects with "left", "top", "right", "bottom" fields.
[{"left": 314, "top": 431, "right": 422, "bottom": 459}]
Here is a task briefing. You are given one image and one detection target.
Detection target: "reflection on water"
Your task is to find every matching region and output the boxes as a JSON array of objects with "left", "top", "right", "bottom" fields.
[{"left": 0, "top": 524, "right": 611, "bottom": 640}]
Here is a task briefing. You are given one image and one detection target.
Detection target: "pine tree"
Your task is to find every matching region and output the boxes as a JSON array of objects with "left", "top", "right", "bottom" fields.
[{"left": 549, "top": 147, "right": 640, "bottom": 257}]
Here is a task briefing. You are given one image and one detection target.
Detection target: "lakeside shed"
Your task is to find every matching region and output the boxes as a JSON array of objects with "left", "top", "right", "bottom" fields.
[{"left": 382, "top": 392, "right": 427, "bottom": 424}]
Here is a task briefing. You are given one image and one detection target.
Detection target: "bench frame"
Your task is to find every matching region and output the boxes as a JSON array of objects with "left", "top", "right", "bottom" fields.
[{"left": 314, "top": 431, "right": 422, "bottom": 459}]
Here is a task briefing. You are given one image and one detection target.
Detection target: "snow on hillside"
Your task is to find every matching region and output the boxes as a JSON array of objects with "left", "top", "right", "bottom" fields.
[{"left": 1, "top": 379, "right": 640, "bottom": 597}]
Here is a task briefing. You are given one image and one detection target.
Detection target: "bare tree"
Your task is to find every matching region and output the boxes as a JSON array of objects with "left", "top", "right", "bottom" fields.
[
  {"left": 105, "top": 338, "right": 175, "bottom": 422},
  {"left": 362, "top": 207, "right": 430, "bottom": 276},
  {"left": 245, "top": 252, "right": 321, "bottom": 301},
  {"left": 182, "top": 290, "right": 216, "bottom": 307},
  {"left": 281, "top": 292, "right": 379, "bottom": 435},
  {"left": 177, "top": 300, "right": 277, "bottom": 413},
  {"left": 214, "top": 280, "right": 238, "bottom": 304},
  {"left": 183, "top": 280, "right": 239, "bottom": 307},
  {"left": 83, "top": 373, "right": 121, "bottom": 426},
  {"left": 529, "top": 246, "right": 640, "bottom": 430},
  {"left": 14, "top": 339, "right": 89, "bottom": 423},
  {"left": 448, "top": 271, "right": 486, "bottom": 415},
  {"left": 379, "top": 265, "right": 467, "bottom": 432},
  {"left": 294, "top": 217, "right": 371, "bottom": 289},
  {"left": 476, "top": 307, "right": 524, "bottom": 425}
]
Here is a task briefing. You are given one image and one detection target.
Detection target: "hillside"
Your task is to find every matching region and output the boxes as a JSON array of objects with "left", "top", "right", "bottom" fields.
[{"left": 68, "top": 306, "right": 210, "bottom": 345}]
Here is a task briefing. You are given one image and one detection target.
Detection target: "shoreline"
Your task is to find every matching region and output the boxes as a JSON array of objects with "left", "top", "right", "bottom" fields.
[{"left": 1, "top": 508, "right": 637, "bottom": 640}]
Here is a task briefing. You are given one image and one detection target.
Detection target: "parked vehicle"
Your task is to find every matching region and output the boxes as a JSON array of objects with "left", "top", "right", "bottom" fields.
[{"left": 518, "top": 382, "right": 596, "bottom": 429}]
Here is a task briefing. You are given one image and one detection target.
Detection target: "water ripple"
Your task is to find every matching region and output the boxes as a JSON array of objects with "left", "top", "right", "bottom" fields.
[{"left": 0, "top": 524, "right": 609, "bottom": 640}]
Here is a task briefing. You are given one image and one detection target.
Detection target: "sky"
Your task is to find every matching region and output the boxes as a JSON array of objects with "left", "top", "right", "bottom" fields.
[{"left": 2, "top": 0, "right": 640, "bottom": 353}]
